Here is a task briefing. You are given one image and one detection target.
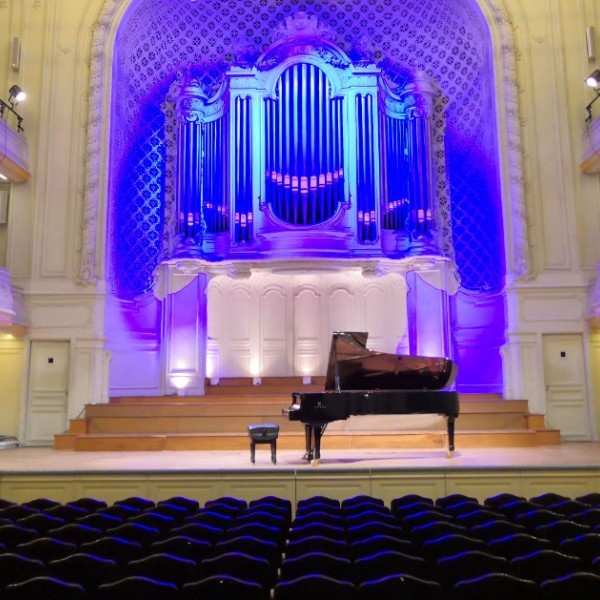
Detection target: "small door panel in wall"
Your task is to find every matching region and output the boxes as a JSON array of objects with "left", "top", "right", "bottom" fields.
[
  {"left": 542, "top": 334, "right": 591, "bottom": 440},
  {"left": 24, "top": 341, "right": 70, "bottom": 446},
  {"left": 261, "top": 283, "right": 288, "bottom": 376}
]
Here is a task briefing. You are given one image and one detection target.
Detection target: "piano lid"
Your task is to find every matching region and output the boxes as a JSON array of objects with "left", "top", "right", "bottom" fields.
[{"left": 324, "top": 331, "right": 457, "bottom": 392}]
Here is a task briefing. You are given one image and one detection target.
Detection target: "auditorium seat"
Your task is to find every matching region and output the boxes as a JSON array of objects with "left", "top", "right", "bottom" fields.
[
  {"left": 279, "top": 551, "right": 352, "bottom": 582},
  {"left": 483, "top": 493, "right": 526, "bottom": 511},
  {"left": 514, "top": 509, "right": 564, "bottom": 531},
  {"left": 455, "top": 509, "right": 505, "bottom": 528},
  {"left": 96, "top": 504, "right": 141, "bottom": 520},
  {"left": 0, "top": 553, "right": 45, "bottom": 588},
  {"left": 495, "top": 500, "right": 541, "bottom": 519},
  {"left": 14, "top": 537, "right": 77, "bottom": 563},
  {"left": 0, "top": 499, "right": 16, "bottom": 510},
  {"left": 435, "top": 494, "right": 478, "bottom": 508},
  {"left": 421, "top": 533, "right": 487, "bottom": 561},
  {"left": 126, "top": 552, "right": 199, "bottom": 587},
  {"left": 0, "top": 524, "right": 38, "bottom": 550},
  {"left": 510, "top": 549, "right": 582, "bottom": 583},
  {"left": 469, "top": 519, "right": 526, "bottom": 541},
  {"left": 66, "top": 497, "right": 108, "bottom": 513},
  {"left": 354, "top": 549, "right": 429, "bottom": 583},
  {"left": 274, "top": 573, "right": 357, "bottom": 600},
  {"left": 288, "top": 521, "right": 346, "bottom": 543},
  {"left": 16, "top": 513, "right": 65, "bottom": 534},
  {"left": 529, "top": 493, "right": 569, "bottom": 507},
  {"left": 214, "top": 535, "right": 281, "bottom": 570},
  {"left": 197, "top": 551, "right": 276, "bottom": 590},
  {"left": 250, "top": 495, "right": 292, "bottom": 511},
  {"left": 146, "top": 502, "right": 188, "bottom": 522},
  {"left": 402, "top": 509, "right": 454, "bottom": 530},
  {"left": 291, "top": 510, "right": 344, "bottom": 528},
  {"left": 149, "top": 534, "right": 212, "bottom": 562},
  {"left": 235, "top": 509, "right": 289, "bottom": 530},
  {"left": 296, "top": 496, "right": 340, "bottom": 511},
  {"left": 341, "top": 495, "right": 385, "bottom": 510},
  {"left": 534, "top": 520, "right": 590, "bottom": 544},
  {"left": 347, "top": 521, "right": 405, "bottom": 544},
  {"left": 434, "top": 550, "right": 509, "bottom": 591},
  {"left": 487, "top": 532, "right": 552, "bottom": 559},
  {"left": 410, "top": 520, "right": 469, "bottom": 544},
  {"left": 44, "top": 504, "right": 88, "bottom": 522},
  {"left": 205, "top": 496, "right": 248, "bottom": 512},
  {"left": 284, "top": 534, "right": 349, "bottom": 560},
  {"left": 452, "top": 572, "right": 540, "bottom": 600},
  {"left": 570, "top": 508, "right": 600, "bottom": 527},
  {"left": 104, "top": 522, "right": 161, "bottom": 546},
  {"left": 358, "top": 573, "right": 442, "bottom": 600},
  {"left": 157, "top": 496, "right": 200, "bottom": 515},
  {"left": 23, "top": 498, "right": 61, "bottom": 511},
  {"left": 546, "top": 500, "right": 590, "bottom": 517},
  {"left": 181, "top": 574, "right": 267, "bottom": 600},
  {"left": 96, "top": 575, "right": 179, "bottom": 600},
  {"left": 47, "top": 523, "right": 103, "bottom": 545},
  {"left": 559, "top": 533, "right": 600, "bottom": 567},
  {"left": 184, "top": 509, "right": 234, "bottom": 530},
  {"left": 349, "top": 533, "right": 415, "bottom": 559},
  {"left": 46, "top": 552, "right": 120, "bottom": 592},
  {"left": 74, "top": 511, "right": 122, "bottom": 531},
  {"left": 344, "top": 510, "right": 397, "bottom": 528},
  {"left": 114, "top": 496, "right": 155, "bottom": 511},
  {"left": 575, "top": 493, "right": 600, "bottom": 507},
  {"left": 127, "top": 511, "right": 176, "bottom": 534},
  {"left": 223, "top": 522, "right": 286, "bottom": 549},
  {"left": 295, "top": 502, "right": 342, "bottom": 518},
  {"left": 393, "top": 501, "right": 444, "bottom": 520},
  {"left": 0, "top": 505, "right": 39, "bottom": 521},
  {"left": 540, "top": 572, "right": 600, "bottom": 600},
  {"left": 169, "top": 521, "right": 224, "bottom": 545},
  {"left": 1, "top": 576, "right": 86, "bottom": 600},
  {"left": 246, "top": 501, "right": 292, "bottom": 524},
  {"left": 80, "top": 535, "right": 142, "bottom": 564},
  {"left": 443, "top": 500, "right": 486, "bottom": 517},
  {"left": 391, "top": 494, "right": 434, "bottom": 511}
]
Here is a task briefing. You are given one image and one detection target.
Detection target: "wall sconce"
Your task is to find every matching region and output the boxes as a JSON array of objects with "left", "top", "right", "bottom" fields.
[{"left": 0, "top": 85, "right": 26, "bottom": 132}]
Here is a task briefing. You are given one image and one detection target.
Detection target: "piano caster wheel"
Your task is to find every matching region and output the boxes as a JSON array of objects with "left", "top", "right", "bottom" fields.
[
  {"left": 446, "top": 449, "right": 454, "bottom": 458},
  {"left": 311, "top": 459, "right": 319, "bottom": 467}
]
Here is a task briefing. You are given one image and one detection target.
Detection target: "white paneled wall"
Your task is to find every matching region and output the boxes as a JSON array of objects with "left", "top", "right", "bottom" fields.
[{"left": 207, "top": 271, "right": 407, "bottom": 378}]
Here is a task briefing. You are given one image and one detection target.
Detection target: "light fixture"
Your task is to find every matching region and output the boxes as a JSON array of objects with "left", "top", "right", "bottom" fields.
[
  {"left": 8, "top": 84, "right": 26, "bottom": 106},
  {"left": 0, "top": 85, "right": 26, "bottom": 132},
  {"left": 585, "top": 70, "right": 600, "bottom": 122}
]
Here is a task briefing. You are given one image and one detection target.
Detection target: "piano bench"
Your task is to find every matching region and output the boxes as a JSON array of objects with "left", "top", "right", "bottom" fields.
[{"left": 247, "top": 423, "right": 279, "bottom": 464}]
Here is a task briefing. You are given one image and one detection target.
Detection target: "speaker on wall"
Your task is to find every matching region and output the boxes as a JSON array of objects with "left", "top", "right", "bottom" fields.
[
  {"left": 11, "top": 37, "right": 20, "bottom": 71},
  {"left": 587, "top": 26, "right": 596, "bottom": 61},
  {"left": 0, "top": 191, "right": 8, "bottom": 225}
]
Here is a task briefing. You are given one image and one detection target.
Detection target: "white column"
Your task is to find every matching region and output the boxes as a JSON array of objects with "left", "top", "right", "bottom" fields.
[{"left": 159, "top": 264, "right": 208, "bottom": 396}]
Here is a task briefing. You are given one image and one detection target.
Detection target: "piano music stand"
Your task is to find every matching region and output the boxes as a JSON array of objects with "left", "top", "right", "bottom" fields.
[{"left": 248, "top": 423, "right": 279, "bottom": 464}]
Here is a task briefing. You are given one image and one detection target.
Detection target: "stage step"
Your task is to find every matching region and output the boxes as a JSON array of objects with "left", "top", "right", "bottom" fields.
[{"left": 54, "top": 379, "right": 561, "bottom": 452}]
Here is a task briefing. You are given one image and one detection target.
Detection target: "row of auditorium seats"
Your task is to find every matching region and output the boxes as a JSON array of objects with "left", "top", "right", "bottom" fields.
[{"left": 0, "top": 492, "right": 600, "bottom": 598}]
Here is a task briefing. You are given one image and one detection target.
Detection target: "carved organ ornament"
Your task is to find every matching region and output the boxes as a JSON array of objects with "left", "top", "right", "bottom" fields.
[{"left": 164, "top": 13, "right": 442, "bottom": 262}]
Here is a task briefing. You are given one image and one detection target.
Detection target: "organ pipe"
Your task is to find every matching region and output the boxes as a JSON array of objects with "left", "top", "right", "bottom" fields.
[{"left": 264, "top": 63, "right": 344, "bottom": 226}]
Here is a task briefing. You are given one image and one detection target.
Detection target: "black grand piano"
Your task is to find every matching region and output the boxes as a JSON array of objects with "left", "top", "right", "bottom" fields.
[{"left": 284, "top": 331, "right": 459, "bottom": 463}]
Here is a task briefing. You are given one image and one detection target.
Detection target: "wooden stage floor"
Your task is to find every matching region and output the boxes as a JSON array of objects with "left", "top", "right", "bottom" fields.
[{"left": 1, "top": 443, "right": 600, "bottom": 505}]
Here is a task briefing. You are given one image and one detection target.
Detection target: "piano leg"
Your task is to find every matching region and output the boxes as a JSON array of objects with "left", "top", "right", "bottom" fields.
[
  {"left": 447, "top": 416, "right": 456, "bottom": 457},
  {"left": 303, "top": 424, "right": 314, "bottom": 462}
]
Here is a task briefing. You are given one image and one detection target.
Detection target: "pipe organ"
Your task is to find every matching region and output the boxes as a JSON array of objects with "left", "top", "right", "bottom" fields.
[{"left": 164, "top": 14, "right": 443, "bottom": 262}]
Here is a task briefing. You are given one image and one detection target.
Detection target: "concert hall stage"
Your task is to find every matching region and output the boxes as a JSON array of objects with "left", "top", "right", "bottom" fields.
[{"left": 1, "top": 443, "right": 599, "bottom": 506}]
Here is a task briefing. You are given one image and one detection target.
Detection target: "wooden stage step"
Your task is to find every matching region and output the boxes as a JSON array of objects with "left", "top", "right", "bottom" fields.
[{"left": 54, "top": 378, "right": 561, "bottom": 451}]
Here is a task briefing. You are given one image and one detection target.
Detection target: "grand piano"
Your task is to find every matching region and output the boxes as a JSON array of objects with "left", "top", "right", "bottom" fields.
[{"left": 284, "top": 331, "right": 459, "bottom": 463}]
